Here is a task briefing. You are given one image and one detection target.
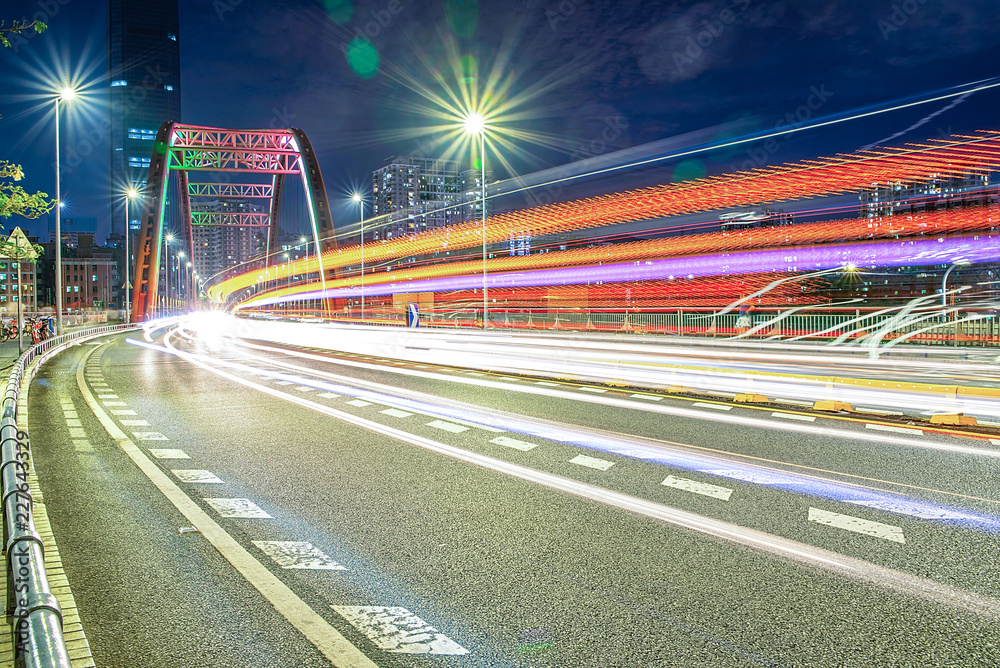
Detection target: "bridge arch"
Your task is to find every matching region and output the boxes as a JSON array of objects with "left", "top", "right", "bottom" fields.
[{"left": 130, "top": 123, "right": 336, "bottom": 322}]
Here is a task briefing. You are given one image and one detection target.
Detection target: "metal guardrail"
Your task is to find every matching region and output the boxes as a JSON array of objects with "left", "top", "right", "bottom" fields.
[{"left": 1, "top": 323, "right": 137, "bottom": 667}]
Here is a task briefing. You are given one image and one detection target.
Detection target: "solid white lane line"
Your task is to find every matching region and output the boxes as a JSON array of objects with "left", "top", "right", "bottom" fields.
[
  {"left": 692, "top": 402, "right": 732, "bottom": 411},
  {"left": 490, "top": 436, "right": 538, "bottom": 452},
  {"left": 426, "top": 420, "right": 468, "bottom": 434},
  {"left": 629, "top": 394, "right": 662, "bottom": 401},
  {"left": 569, "top": 454, "right": 614, "bottom": 471},
  {"left": 771, "top": 412, "right": 816, "bottom": 423},
  {"left": 253, "top": 541, "right": 346, "bottom": 570},
  {"left": 380, "top": 408, "right": 413, "bottom": 418},
  {"left": 333, "top": 606, "right": 468, "bottom": 655},
  {"left": 75, "top": 347, "right": 377, "bottom": 668},
  {"left": 133, "top": 432, "right": 169, "bottom": 440},
  {"left": 866, "top": 423, "right": 923, "bottom": 436},
  {"left": 204, "top": 498, "right": 272, "bottom": 519},
  {"left": 661, "top": 475, "right": 733, "bottom": 501},
  {"left": 149, "top": 449, "right": 190, "bottom": 459},
  {"left": 808, "top": 507, "right": 906, "bottom": 544},
  {"left": 172, "top": 470, "right": 224, "bottom": 484}
]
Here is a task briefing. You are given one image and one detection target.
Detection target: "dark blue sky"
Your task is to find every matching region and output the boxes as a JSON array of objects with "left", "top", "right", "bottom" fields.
[{"left": 2, "top": 0, "right": 999, "bottom": 242}]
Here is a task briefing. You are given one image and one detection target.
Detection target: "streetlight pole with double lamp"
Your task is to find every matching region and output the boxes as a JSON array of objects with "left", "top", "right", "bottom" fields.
[
  {"left": 352, "top": 193, "right": 365, "bottom": 321},
  {"left": 54, "top": 86, "right": 76, "bottom": 335},
  {"left": 463, "top": 112, "right": 488, "bottom": 330}
]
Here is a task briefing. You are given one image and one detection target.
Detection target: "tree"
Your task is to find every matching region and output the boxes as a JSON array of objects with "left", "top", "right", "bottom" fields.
[
  {"left": 0, "top": 19, "right": 46, "bottom": 48},
  {"left": 0, "top": 161, "right": 54, "bottom": 222},
  {"left": 1, "top": 20, "right": 54, "bottom": 223}
]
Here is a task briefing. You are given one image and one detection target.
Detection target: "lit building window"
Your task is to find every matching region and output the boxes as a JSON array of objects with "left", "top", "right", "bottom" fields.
[{"left": 111, "top": 80, "right": 128, "bottom": 87}]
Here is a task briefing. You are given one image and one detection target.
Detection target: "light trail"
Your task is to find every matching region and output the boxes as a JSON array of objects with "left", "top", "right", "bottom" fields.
[
  {"left": 155, "top": 326, "right": 1000, "bottom": 534},
  {"left": 124, "top": 329, "right": 1000, "bottom": 621}
]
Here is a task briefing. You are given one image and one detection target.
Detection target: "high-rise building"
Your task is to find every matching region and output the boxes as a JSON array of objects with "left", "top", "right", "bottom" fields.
[
  {"left": 47, "top": 216, "right": 98, "bottom": 247},
  {"left": 859, "top": 170, "right": 992, "bottom": 218},
  {"left": 459, "top": 168, "right": 493, "bottom": 223},
  {"left": 190, "top": 199, "right": 267, "bottom": 282},
  {"left": 372, "top": 157, "right": 479, "bottom": 241},
  {"left": 108, "top": 0, "right": 182, "bottom": 239}
]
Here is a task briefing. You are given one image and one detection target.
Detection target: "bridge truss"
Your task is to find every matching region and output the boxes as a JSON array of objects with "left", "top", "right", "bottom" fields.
[{"left": 130, "top": 123, "right": 336, "bottom": 322}]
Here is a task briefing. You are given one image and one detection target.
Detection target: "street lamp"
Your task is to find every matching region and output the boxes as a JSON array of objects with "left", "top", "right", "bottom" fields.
[
  {"left": 124, "top": 187, "right": 140, "bottom": 323},
  {"left": 463, "top": 111, "right": 488, "bottom": 330},
  {"left": 54, "top": 86, "right": 77, "bottom": 335},
  {"left": 352, "top": 192, "right": 365, "bottom": 321}
]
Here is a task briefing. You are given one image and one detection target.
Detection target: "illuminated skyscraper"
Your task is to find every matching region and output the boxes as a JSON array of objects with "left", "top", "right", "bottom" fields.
[{"left": 108, "top": 0, "right": 182, "bottom": 239}]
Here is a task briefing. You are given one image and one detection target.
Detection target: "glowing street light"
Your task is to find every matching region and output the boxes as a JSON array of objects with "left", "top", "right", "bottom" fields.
[
  {"left": 352, "top": 192, "right": 365, "bottom": 321},
  {"left": 54, "top": 85, "right": 78, "bottom": 335},
  {"left": 163, "top": 232, "right": 174, "bottom": 316},
  {"left": 463, "top": 111, "right": 489, "bottom": 330}
]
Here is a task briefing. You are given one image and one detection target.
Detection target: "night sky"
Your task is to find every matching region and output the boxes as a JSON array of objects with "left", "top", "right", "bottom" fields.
[{"left": 2, "top": 0, "right": 999, "bottom": 243}]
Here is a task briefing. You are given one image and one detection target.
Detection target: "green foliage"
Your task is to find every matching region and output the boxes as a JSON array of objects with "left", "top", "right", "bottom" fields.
[
  {"left": 0, "top": 162, "right": 55, "bottom": 223},
  {"left": 0, "top": 238, "right": 43, "bottom": 265},
  {"left": 0, "top": 19, "right": 46, "bottom": 48}
]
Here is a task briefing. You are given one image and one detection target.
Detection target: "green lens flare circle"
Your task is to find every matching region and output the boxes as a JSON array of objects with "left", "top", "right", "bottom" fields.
[{"left": 346, "top": 38, "right": 379, "bottom": 78}]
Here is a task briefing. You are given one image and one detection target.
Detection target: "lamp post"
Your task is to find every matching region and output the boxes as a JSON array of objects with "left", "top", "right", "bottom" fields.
[
  {"left": 942, "top": 260, "right": 970, "bottom": 308},
  {"left": 177, "top": 251, "right": 185, "bottom": 306},
  {"left": 54, "top": 87, "right": 76, "bottom": 335},
  {"left": 463, "top": 112, "right": 488, "bottom": 330},
  {"left": 124, "top": 188, "right": 139, "bottom": 322},
  {"left": 352, "top": 193, "right": 365, "bottom": 321}
]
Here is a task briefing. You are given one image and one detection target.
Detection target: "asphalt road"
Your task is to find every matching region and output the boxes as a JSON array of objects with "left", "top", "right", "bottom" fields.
[{"left": 25, "top": 325, "right": 1000, "bottom": 667}]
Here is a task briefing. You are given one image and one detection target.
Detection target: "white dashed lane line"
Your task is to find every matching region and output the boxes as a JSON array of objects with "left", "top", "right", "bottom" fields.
[
  {"left": 172, "top": 469, "right": 224, "bottom": 483},
  {"left": 426, "top": 420, "right": 469, "bottom": 434},
  {"left": 630, "top": 394, "right": 662, "bottom": 401},
  {"left": 866, "top": 423, "right": 923, "bottom": 436},
  {"left": 317, "top": 392, "right": 340, "bottom": 399},
  {"left": 661, "top": 475, "right": 733, "bottom": 501},
  {"left": 253, "top": 541, "right": 346, "bottom": 570},
  {"left": 111, "top": 410, "right": 138, "bottom": 416},
  {"left": 149, "top": 448, "right": 190, "bottom": 459},
  {"left": 490, "top": 436, "right": 538, "bottom": 452},
  {"left": 102, "top": 401, "right": 127, "bottom": 406},
  {"left": 333, "top": 606, "right": 468, "bottom": 655},
  {"left": 204, "top": 498, "right": 272, "bottom": 519},
  {"left": 692, "top": 402, "right": 732, "bottom": 411},
  {"left": 294, "top": 386, "right": 316, "bottom": 392},
  {"left": 133, "top": 432, "right": 169, "bottom": 441},
  {"left": 577, "top": 386, "right": 607, "bottom": 393},
  {"left": 346, "top": 399, "right": 372, "bottom": 408},
  {"left": 808, "top": 507, "right": 906, "bottom": 544},
  {"left": 380, "top": 408, "right": 413, "bottom": 418},
  {"left": 120, "top": 419, "right": 151, "bottom": 427},
  {"left": 771, "top": 412, "right": 816, "bottom": 423},
  {"left": 569, "top": 454, "right": 614, "bottom": 471}
]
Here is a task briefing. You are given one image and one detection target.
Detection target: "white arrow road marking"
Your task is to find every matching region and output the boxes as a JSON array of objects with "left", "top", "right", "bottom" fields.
[
  {"left": 570, "top": 454, "right": 614, "bottom": 471},
  {"left": 661, "top": 475, "right": 733, "bottom": 501},
  {"left": 252, "top": 541, "right": 346, "bottom": 570},
  {"left": 332, "top": 606, "right": 468, "bottom": 655},
  {"left": 490, "top": 436, "right": 538, "bottom": 452},
  {"left": 204, "top": 498, "right": 272, "bottom": 519},
  {"left": 808, "top": 507, "right": 906, "bottom": 544}
]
